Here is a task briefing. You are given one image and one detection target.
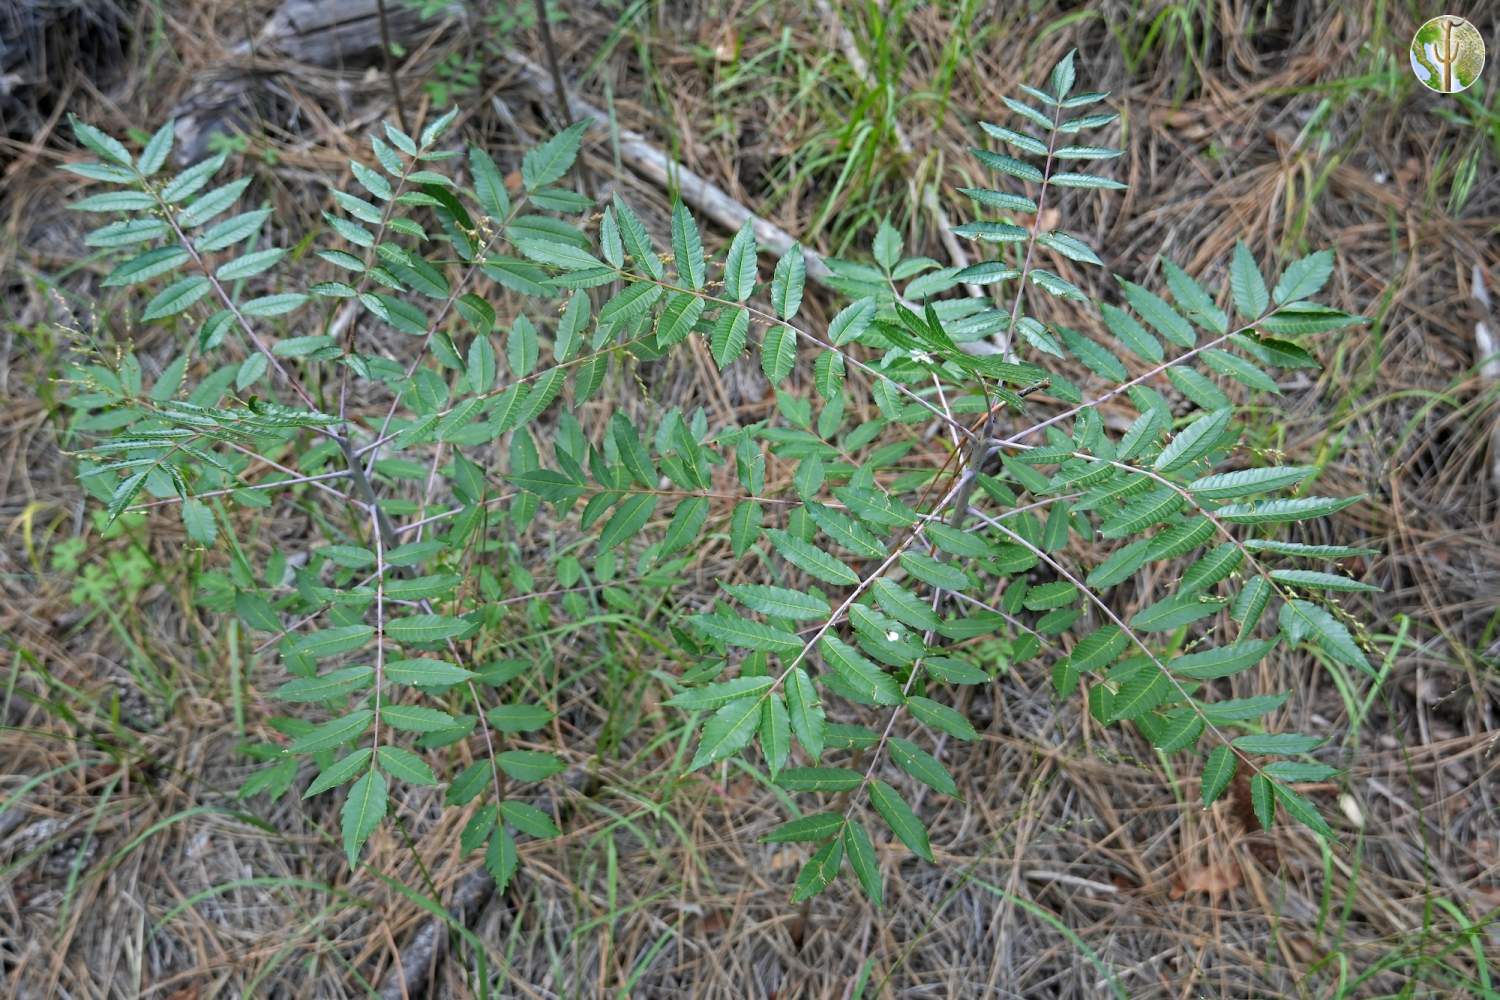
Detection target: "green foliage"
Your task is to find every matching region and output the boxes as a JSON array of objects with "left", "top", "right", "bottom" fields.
[{"left": 58, "top": 50, "right": 1373, "bottom": 907}]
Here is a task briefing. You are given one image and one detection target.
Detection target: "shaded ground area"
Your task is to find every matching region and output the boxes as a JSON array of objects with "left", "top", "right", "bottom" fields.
[{"left": 1, "top": 0, "right": 1497, "bottom": 996}]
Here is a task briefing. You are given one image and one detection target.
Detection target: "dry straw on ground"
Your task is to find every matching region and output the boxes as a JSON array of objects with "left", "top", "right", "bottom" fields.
[{"left": 1, "top": 1, "right": 1496, "bottom": 996}]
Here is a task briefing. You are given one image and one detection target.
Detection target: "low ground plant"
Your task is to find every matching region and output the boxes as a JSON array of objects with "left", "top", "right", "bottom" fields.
[{"left": 59, "top": 51, "right": 1371, "bottom": 905}]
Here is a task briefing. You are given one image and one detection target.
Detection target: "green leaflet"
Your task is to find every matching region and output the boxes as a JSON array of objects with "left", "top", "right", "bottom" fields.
[
  {"left": 1232, "top": 577, "right": 1273, "bottom": 631},
  {"left": 889, "top": 738, "right": 957, "bottom": 797},
  {"left": 1186, "top": 466, "right": 1316, "bottom": 500},
  {"left": 1070, "top": 625, "right": 1128, "bottom": 672},
  {"left": 1243, "top": 540, "right": 1377, "bottom": 559},
  {"left": 507, "top": 314, "right": 540, "bottom": 377},
  {"left": 1198, "top": 693, "right": 1289, "bottom": 725},
  {"left": 1161, "top": 259, "right": 1227, "bottom": 334},
  {"left": 1147, "top": 518, "right": 1215, "bottom": 559},
  {"left": 386, "top": 614, "right": 470, "bottom": 644},
  {"left": 611, "top": 413, "right": 656, "bottom": 487},
  {"left": 1023, "top": 579, "right": 1078, "bottom": 610},
  {"left": 874, "top": 219, "right": 903, "bottom": 270},
  {"left": 869, "top": 779, "right": 933, "bottom": 861},
  {"left": 711, "top": 306, "right": 749, "bottom": 368},
  {"left": 1215, "top": 496, "right": 1362, "bottom": 525},
  {"left": 142, "top": 276, "right": 212, "bottom": 321},
  {"left": 791, "top": 837, "right": 843, "bottom": 904},
  {"left": 384, "top": 658, "right": 474, "bottom": 687},
  {"left": 1269, "top": 569, "right": 1381, "bottom": 593},
  {"left": 497, "top": 750, "right": 565, "bottom": 782},
  {"left": 764, "top": 813, "right": 844, "bottom": 843},
  {"left": 1172, "top": 639, "right": 1276, "bottom": 679},
  {"left": 771, "top": 245, "right": 806, "bottom": 320},
  {"left": 1232, "top": 733, "right": 1322, "bottom": 754},
  {"left": 834, "top": 486, "right": 917, "bottom": 528},
  {"left": 843, "top": 819, "right": 882, "bottom": 907},
  {"left": 872, "top": 579, "right": 941, "bottom": 631},
  {"left": 806, "top": 501, "right": 884, "bottom": 559},
  {"left": 288, "top": 625, "right": 374, "bottom": 660},
  {"left": 661, "top": 495, "right": 709, "bottom": 554},
  {"left": 1048, "top": 172, "right": 1126, "bottom": 190},
  {"left": 810, "top": 350, "right": 846, "bottom": 401},
  {"left": 730, "top": 500, "right": 762, "bottom": 556},
  {"left": 1148, "top": 710, "right": 1203, "bottom": 752},
  {"left": 689, "top": 696, "right": 764, "bottom": 770},
  {"left": 761, "top": 693, "right": 792, "bottom": 777},
  {"left": 767, "top": 529, "right": 859, "bottom": 586},
  {"left": 899, "top": 551, "right": 969, "bottom": 591},
  {"left": 70, "top": 114, "right": 133, "bottom": 166},
  {"left": 275, "top": 666, "right": 375, "bottom": 702},
  {"left": 1272, "top": 250, "right": 1334, "bottom": 305},
  {"left": 1100, "top": 302, "right": 1162, "bottom": 363},
  {"left": 1264, "top": 761, "right": 1338, "bottom": 783},
  {"left": 670, "top": 199, "right": 704, "bottom": 290},
  {"left": 669, "top": 675, "right": 775, "bottom": 711},
  {"left": 1031, "top": 269, "right": 1088, "bottom": 302},
  {"left": 182, "top": 499, "right": 216, "bottom": 544},
  {"left": 924, "top": 522, "right": 991, "bottom": 558},
  {"left": 690, "top": 613, "right": 803, "bottom": 655},
  {"left": 1130, "top": 593, "right": 1223, "bottom": 631},
  {"left": 377, "top": 746, "right": 437, "bottom": 786},
  {"left": 721, "top": 583, "right": 831, "bottom": 621},
  {"left": 522, "top": 120, "right": 588, "bottom": 190},
  {"left": 761, "top": 326, "right": 797, "bottom": 384},
  {"left": 1280, "top": 600, "right": 1371, "bottom": 673},
  {"left": 485, "top": 704, "right": 554, "bottom": 733},
  {"left": 1155, "top": 407, "right": 1233, "bottom": 473},
  {"left": 341, "top": 769, "right": 387, "bottom": 866},
  {"left": 306, "top": 749, "right": 374, "bottom": 798},
  {"left": 1108, "top": 667, "right": 1173, "bottom": 721},
  {"left": 1273, "top": 783, "right": 1333, "bottom": 839},
  {"left": 819, "top": 637, "right": 902, "bottom": 705},
  {"left": 501, "top": 801, "right": 561, "bottom": 838},
  {"left": 829, "top": 297, "right": 876, "bottom": 345},
  {"left": 1230, "top": 241, "right": 1269, "bottom": 318},
  {"left": 1039, "top": 230, "right": 1103, "bottom": 266},
  {"left": 381, "top": 704, "right": 459, "bottom": 733},
  {"left": 1119, "top": 278, "right": 1196, "bottom": 347},
  {"left": 657, "top": 293, "right": 704, "bottom": 349},
  {"left": 971, "top": 147, "right": 1043, "bottom": 183},
  {"left": 1060, "top": 326, "right": 1126, "bottom": 380},
  {"left": 106, "top": 246, "right": 190, "bottom": 287},
  {"left": 722, "top": 220, "right": 758, "bottom": 301},
  {"left": 786, "top": 667, "right": 825, "bottom": 760},
  {"left": 1099, "top": 488, "right": 1182, "bottom": 538},
  {"left": 777, "top": 767, "right": 864, "bottom": 792},
  {"left": 906, "top": 696, "right": 979, "bottom": 740},
  {"left": 1086, "top": 539, "right": 1150, "bottom": 588},
  {"left": 1250, "top": 773, "right": 1275, "bottom": 829},
  {"left": 1179, "top": 544, "right": 1243, "bottom": 594},
  {"left": 287, "top": 710, "right": 374, "bottom": 754},
  {"left": 598, "top": 494, "right": 658, "bottom": 550},
  {"left": 489, "top": 827, "right": 525, "bottom": 893},
  {"left": 1200, "top": 745, "right": 1235, "bottom": 806},
  {"left": 1203, "top": 349, "right": 1278, "bottom": 393},
  {"left": 979, "top": 120, "right": 1048, "bottom": 156}
]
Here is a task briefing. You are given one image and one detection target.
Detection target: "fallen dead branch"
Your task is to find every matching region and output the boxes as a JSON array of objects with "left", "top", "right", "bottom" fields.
[{"left": 499, "top": 51, "right": 832, "bottom": 284}]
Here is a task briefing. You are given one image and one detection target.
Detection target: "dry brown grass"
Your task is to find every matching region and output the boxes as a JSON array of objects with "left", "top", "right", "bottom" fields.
[{"left": 1, "top": 0, "right": 1497, "bottom": 996}]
